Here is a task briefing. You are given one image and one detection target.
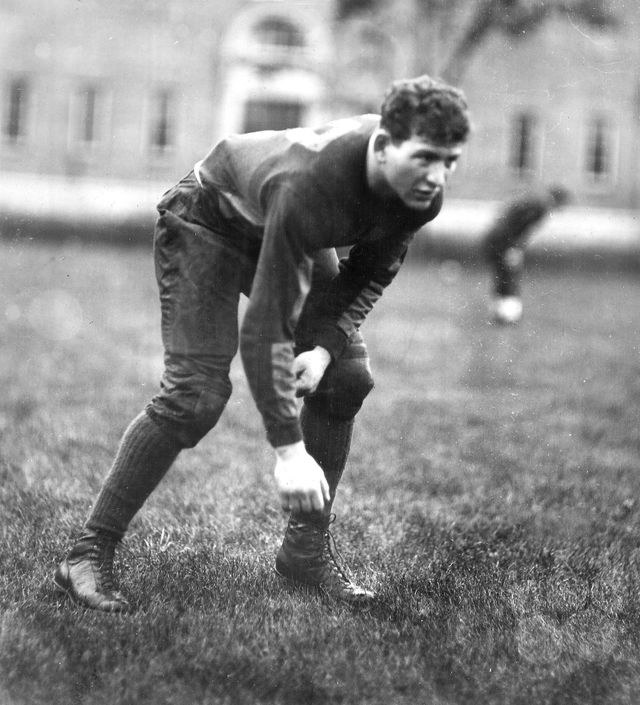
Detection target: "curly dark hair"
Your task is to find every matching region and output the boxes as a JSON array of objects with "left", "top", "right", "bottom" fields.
[{"left": 380, "top": 75, "right": 471, "bottom": 146}]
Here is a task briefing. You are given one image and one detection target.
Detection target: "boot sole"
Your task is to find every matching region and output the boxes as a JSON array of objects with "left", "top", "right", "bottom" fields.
[
  {"left": 274, "top": 566, "right": 375, "bottom": 605},
  {"left": 52, "top": 575, "right": 130, "bottom": 613}
]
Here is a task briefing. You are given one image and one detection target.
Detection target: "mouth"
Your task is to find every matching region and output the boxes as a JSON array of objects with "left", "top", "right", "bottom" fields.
[{"left": 411, "top": 188, "right": 436, "bottom": 203}]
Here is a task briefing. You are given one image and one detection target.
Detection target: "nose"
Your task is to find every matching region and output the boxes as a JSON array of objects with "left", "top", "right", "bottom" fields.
[{"left": 426, "top": 162, "right": 446, "bottom": 188}]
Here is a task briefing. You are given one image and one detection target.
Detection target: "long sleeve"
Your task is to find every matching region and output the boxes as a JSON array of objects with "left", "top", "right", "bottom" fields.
[
  {"left": 308, "top": 192, "right": 443, "bottom": 360},
  {"left": 309, "top": 234, "right": 414, "bottom": 359},
  {"left": 484, "top": 196, "right": 550, "bottom": 253},
  {"left": 198, "top": 117, "right": 442, "bottom": 445},
  {"left": 239, "top": 184, "right": 320, "bottom": 448}
]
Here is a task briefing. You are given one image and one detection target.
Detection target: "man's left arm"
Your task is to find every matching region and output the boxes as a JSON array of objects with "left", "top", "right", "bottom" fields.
[
  {"left": 309, "top": 195, "right": 443, "bottom": 360},
  {"left": 309, "top": 233, "right": 414, "bottom": 360}
]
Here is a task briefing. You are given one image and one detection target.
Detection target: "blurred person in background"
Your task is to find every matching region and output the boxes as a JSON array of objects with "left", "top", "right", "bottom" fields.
[
  {"left": 54, "top": 74, "right": 471, "bottom": 612},
  {"left": 483, "top": 185, "right": 571, "bottom": 324}
]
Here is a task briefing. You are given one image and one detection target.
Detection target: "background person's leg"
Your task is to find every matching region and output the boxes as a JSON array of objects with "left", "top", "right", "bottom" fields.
[
  {"left": 491, "top": 246, "right": 524, "bottom": 324},
  {"left": 497, "top": 246, "right": 524, "bottom": 298}
]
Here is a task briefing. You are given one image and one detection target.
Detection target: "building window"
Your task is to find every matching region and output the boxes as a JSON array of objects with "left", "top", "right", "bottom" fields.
[
  {"left": 150, "top": 88, "right": 174, "bottom": 153},
  {"left": 585, "top": 115, "right": 612, "bottom": 181},
  {"left": 350, "top": 26, "right": 395, "bottom": 78},
  {"left": 4, "top": 78, "right": 28, "bottom": 143},
  {"left": 510, "top": 111, "right": 537, "bottom": 174},
  {"left": 243, "top": 99, "right": 303, "bottom": 133},
  {"left": 254, "top": 17, "right": 304, "bottom": 48},
  {"left": 80, "top": 87, "right": 97, "bottom": 143},
  {"left": 70, "top": 85, "right": 101, "bottom": 146}
]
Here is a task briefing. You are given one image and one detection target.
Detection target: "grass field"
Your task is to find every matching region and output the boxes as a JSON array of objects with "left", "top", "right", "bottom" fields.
[{"left": 1, "top": 237, "right": 640, "bottom": 705}]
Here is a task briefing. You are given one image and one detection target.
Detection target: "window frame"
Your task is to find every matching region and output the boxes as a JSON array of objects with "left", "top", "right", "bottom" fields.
[
  {"left": 508, "top": 109, "right": 540, "bottom": 177},
  {"left": 67, "top": 82, "right": 110, "bottom": 154},
  {"left": 148, "top": 86, "right": 176, "bottom": 156},
  {"left": 254, "top": 16, "right": 305, "bottom": 49},
  {"left": 3, "top": 75, "right": 30, "bottom": 145},
  {"left": 582, "top": 112, "right": 619, "bottom": 188}
]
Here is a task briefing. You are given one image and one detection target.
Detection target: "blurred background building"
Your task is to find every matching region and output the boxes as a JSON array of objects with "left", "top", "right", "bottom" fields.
[{"left": 0, "top": 0, "right": 638, "bottom": 248}]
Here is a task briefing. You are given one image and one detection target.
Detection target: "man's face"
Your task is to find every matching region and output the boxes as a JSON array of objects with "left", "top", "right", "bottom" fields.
[{"left": 378, "top": 133, "right": 464, "bottom": 211}]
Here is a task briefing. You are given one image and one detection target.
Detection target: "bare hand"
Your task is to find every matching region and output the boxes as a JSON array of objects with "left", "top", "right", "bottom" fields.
[
  {"left": 293, "top": 346, "right": 331, "bottom": 397},
  {"left": 274, "top": 441, "right": 330, "bottom": 514}
]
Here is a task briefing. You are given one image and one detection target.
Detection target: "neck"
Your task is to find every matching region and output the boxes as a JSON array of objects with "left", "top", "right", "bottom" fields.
[{"left": 365, "top": 132, "right": 389, "bottom": 198}]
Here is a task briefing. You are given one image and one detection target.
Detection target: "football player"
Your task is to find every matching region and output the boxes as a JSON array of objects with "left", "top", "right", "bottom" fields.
[
  {"left": 483, "top": 185, "right": 571, "bottom": 324},
  {"left": 54, "top": 74, "right": 471, "bottom": 611}
]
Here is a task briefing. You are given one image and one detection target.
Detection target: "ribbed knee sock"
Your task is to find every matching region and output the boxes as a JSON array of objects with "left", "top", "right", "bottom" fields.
[
  {"left": 299, "top": 403, "right": 354, "bottom": 520},
  {"left": 85, "top": 411, "right": 182, "bottom": 539}
]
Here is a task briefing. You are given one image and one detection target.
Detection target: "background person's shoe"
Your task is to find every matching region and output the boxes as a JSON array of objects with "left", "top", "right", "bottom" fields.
[
  {"left": 490, "top": 296, "right": 523, "bottom": 325},
  {"left": 275, "top": 514, "right": 375, "bottom": 604},
  {"left": 54, "top": 530, "right": 130, "bottom": 612}
]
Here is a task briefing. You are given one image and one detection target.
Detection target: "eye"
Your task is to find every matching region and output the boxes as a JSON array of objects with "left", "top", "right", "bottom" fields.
[{"left": 415, "top": 152, "right": 436, "bottom": 164}]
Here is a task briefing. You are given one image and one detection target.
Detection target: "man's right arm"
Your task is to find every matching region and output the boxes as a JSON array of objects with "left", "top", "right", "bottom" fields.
[{"left": 238, "top": 185, "right": 330, "bottom": 512}]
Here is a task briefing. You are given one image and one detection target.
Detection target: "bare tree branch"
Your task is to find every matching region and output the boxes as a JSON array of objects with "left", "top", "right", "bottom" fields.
[{"left": 336, "top": 0, "right": 621, "bottom": 83}]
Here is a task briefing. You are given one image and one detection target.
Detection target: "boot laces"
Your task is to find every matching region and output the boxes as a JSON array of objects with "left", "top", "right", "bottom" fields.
[
  {"left": 286, "top": 514, "right": 356, "bottom": 588},
  {"left": 87, "top": 535, "right": 117, "bottom": 592},
  {"left": 322, "top": 515, "right": 353, "bottom": 587}
]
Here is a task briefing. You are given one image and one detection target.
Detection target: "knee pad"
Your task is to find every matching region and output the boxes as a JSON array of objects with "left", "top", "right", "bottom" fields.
[
  {"left": 192, "top": 387, "right": 230, "bottom": 439},
  {"left": 503, "top": 246, "right": 524, "bottom": 270},
  {"left": 306, "top": 357, "right": 374, "bottom": 420},
  {"left": 148, "top": 379, "right": 231, "bottom": 449}
]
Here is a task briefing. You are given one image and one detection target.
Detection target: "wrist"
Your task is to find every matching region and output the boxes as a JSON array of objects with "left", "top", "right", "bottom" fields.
[
  {"left": 313, "top": 345, "right": 332, "bottom": 367},
  {"left": 275, "top": 440, "right": 305, "bottom": 460}
]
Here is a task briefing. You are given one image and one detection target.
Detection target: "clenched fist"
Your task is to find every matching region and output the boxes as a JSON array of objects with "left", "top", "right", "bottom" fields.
[
  {"left": 274, "top": 441, "right": 330, "bottom": 514},
  {"left": 293, "top": 346, "right": 331, "bottom": 397}
]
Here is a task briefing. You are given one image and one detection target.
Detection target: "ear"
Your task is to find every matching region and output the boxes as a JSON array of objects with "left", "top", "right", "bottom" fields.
[{"left": 373, "top": 131, "right": 390, "bottom": 161}]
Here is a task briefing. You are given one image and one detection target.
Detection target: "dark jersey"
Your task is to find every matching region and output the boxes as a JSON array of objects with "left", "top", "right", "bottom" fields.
[
  {"left": 195, "top": 115, "right": 442, "bottom": 447},
  {"left": 484, "top": 193, "right": 553, "bottom": 256}
]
